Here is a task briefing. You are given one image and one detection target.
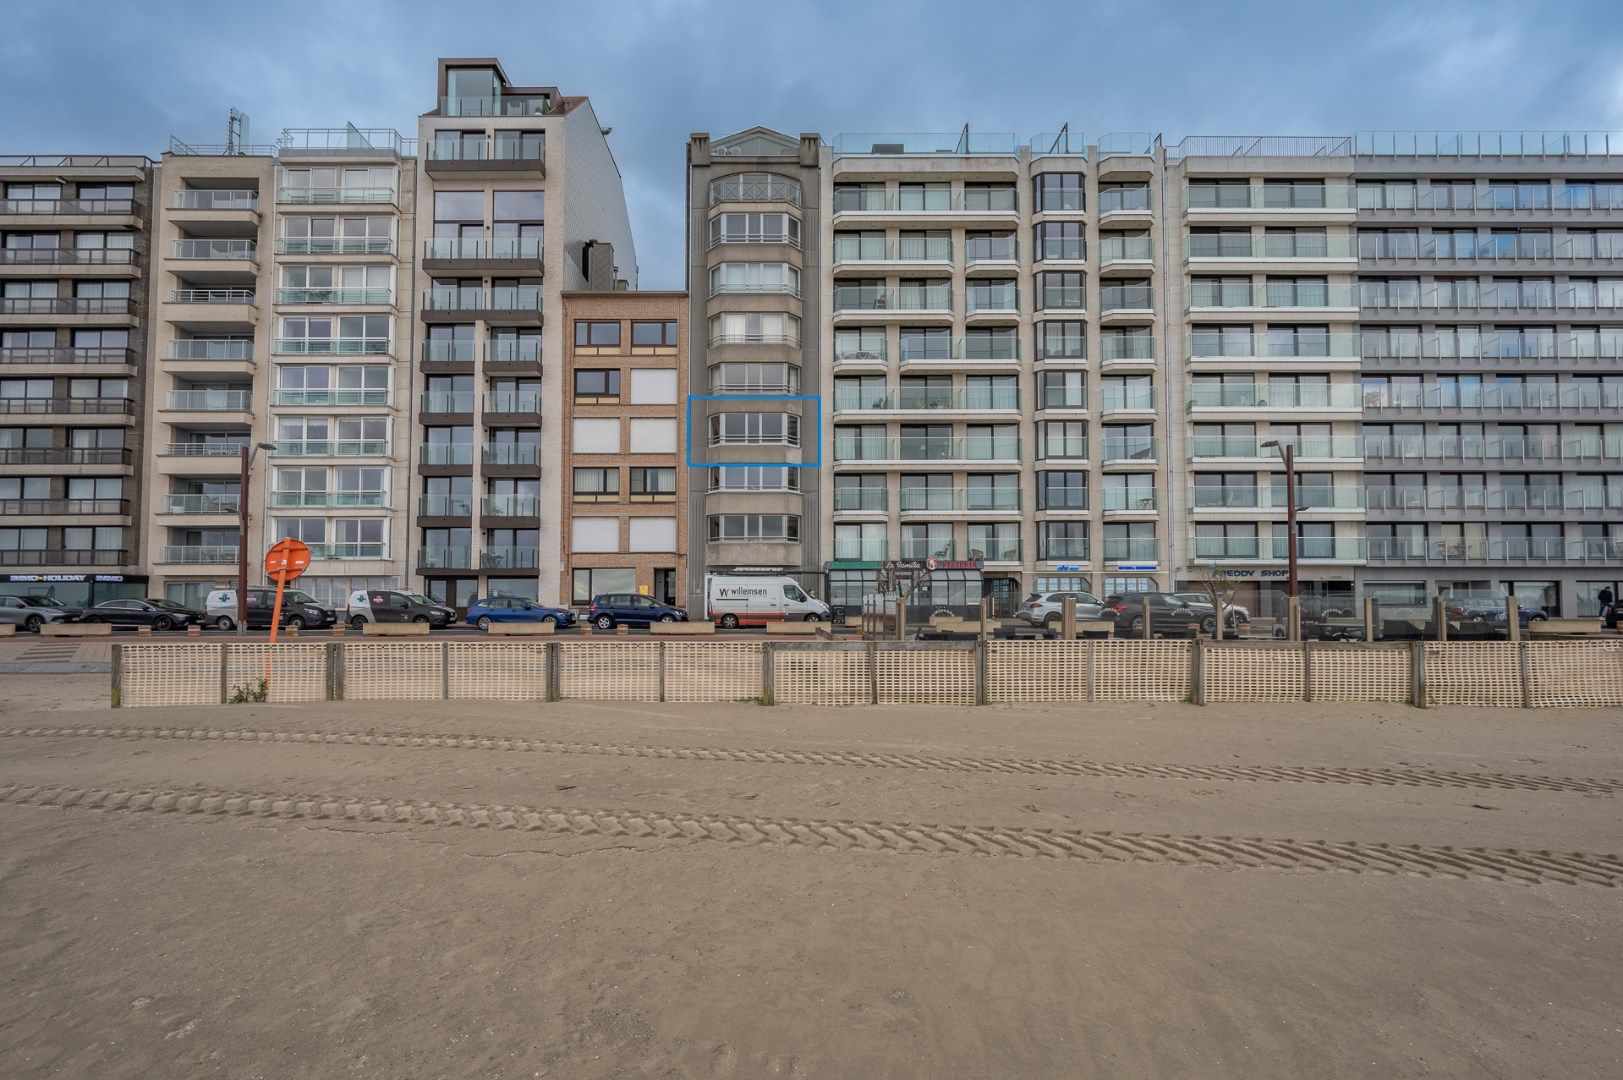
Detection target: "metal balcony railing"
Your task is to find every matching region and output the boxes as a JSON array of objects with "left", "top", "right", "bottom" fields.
[
  {"left": 159, "top": 545, "right": 238, "bottom": 564},
  {"left": 899, "top": 488, "right": 1021, "bottom": 512},
  {"left": 833, "top": 237, "right": 952, "bottom": 263},
  {"left": 0, "top": 498, "right": 127, "bottom": 516},
  {"left": 0, "top": 198, "right": 133, "bottom": 215},
  {"left": 0, "top": 247, "right": 135, "bottom": 266},
  {"left": 277, "top": 237, "right": 393, "bottom": 256},
  {"left": 172, "top": 239, "right": 256, "bottom": 260},
  {"left": 170, "top": 288, "right": 254, "bottom": 305},
  {"left": 164, "top": 389, "right": 251, "bottom": 411},
  {"left": 832, "top": 488, "right": 887, "bottom": 512},
  {"left": 709, "top": 175, "right": 801, "bottom": 205},
  {"left": 482, "top": 495, "right": 540, "bottom": 517},
  {"left": 174, "top": 189, "right": 259, "bottom": 211},
  {"left": 1188, "top": 385, "right": 1364, "bottom": 409},
  {"left": 0, "top": 297, "right": 132, "bottom": 315},
  {"left": 162, "top": 441, "right": 249, "bottom": 457},
  {"left": 269, "top": 491, "right": 387, "bottom": 508},
  {"left": 276, "top": 288, "right": 391, "bottom": 305},
  {"left": 0, "top": 447, "right": 131, "bottom": 466},
  {"left": 277, "top": 186, "right": 395, "bottom": 205},
  {"left": 274, "top": 338, "right": 389, "bottom": 356},
  {"left": 0, "top": 548, "right": 128, "bottom": 567},
  {"left": 165, "top": 493, "right": 242, "bottom": 514},
  {"left": 270, "top": 388, "right": 389, "bottom": 407},
  {"left": 0, "top": 396, "right": 130, "bottom": 415},
  {"left": 0, "top": 346, "right": 131, "bottom": 366},
  {"left": 274, "top": 440, "right": 389, "bottom": 457},
  {"left": 169, "top": 339, "right": 254, "bottom": 361},
  {"left": 833, "top": 386, "right": 1019, "bottom": 412}
]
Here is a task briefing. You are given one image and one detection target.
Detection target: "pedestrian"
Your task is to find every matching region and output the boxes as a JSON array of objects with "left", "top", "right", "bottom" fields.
[{"left": 1599, "top": 586, "right": 1615, "bottom": 617}]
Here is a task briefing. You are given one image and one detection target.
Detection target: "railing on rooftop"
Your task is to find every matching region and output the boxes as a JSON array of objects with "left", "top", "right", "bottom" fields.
[
  {"left": 831, "top": 132, "right": 1019, "bottom": 157},
  {"left": 0, "top": 155, "right": 151, "bottom": 167},
  {"left": 278, "top": 127, "right": 414, "bottom": 155},
  {"left": 1354, "top": 130, "right": 1623, "bottom": 158},
  {"left": 1030, "top": 131, "right": 1088, "bottom": 158},
  {"left": 1096, "top": 133, "right": 1159, "bottom": 158},
  {"left": 1169, "top": 135, "right": 1353, "bottom": 159},
  {"left": 440, "top": 95, "right": 554, "bottom": 117}
]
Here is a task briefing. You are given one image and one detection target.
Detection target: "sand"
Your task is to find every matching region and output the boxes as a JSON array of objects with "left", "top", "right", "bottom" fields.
[{"left": 0, "top": 674, "right": 1618, "bottom": 1078}]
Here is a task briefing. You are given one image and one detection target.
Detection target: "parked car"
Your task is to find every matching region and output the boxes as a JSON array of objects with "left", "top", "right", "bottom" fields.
[
  {"left": 205, "top": 587, "right": 338, "bottom": 631},
  {"left": 465, "top": 596, "right": 576, "bottom": 630},
  {"left": 1449, "top": 599, "right": 1548, "bottom": 628},
  {"left": 585, "top": 593, "right": 689, "bottom": 630},
  {"left": 705, "top": 573, "right": 830, "bottom": 628},
  {"left": 1016, "top": 590, "right": 1103, "bottom": 629},
  {"left": 1173, "top": 592, "right": 1250, "bottom": 626},
  {"left": 0, "top": 594, "right": 80, "bottom": 632},
  {"left": 1102, "top": 593, "right": 1218, "bottom": 637},
  {"left": 346, "top": 589, "right": 457, "bottom": 629},
  {"left": 80, "top": 598, "right": 202, "bottom": 631}
]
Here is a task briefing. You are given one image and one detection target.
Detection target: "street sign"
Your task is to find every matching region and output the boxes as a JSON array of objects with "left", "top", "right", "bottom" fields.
[{"left": 264, "top": 538, "right": 311, "bottom": 583}]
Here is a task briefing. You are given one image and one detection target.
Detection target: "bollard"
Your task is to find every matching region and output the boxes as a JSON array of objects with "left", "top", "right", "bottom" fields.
[
  {"left": 331, "top": 623, "right": 346, "bottom": 636},
  {"left": 187, "top": 624, "right": 202, "bottom": 637},
  {"left": 1214, "top": 599, "right": 1225, "bottom": 642},
  {"left": 1363, "top": 597, "right": 1377, "bottom": 643},
  {"left": 1061, "top": 596, "right": 1076, "bottom": 640},
  {"left": 1142, "top": 603, "right": 1152, "bottom": 641},
  {"left": 286, "top": 625, "right": 299, "bottom": 638},
  {"left": 1434, "top": 596, "right": 1449, "bottom": 642},
  {"left": 1286, "top": 596, "right": 1301, "bottom": 642},
  {"left": 616, "top": 624, "right": 629, "bottom": 637},
  {"left": 137, "top": 625, "right": 152, "bottom": 636},
  {"left": 1506, "top": 594, "right": 1520, "bottom": 642}
]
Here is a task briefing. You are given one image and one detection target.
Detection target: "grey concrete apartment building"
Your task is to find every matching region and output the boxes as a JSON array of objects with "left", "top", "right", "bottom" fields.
[
  {"left": 0, "top": 155, "right": 154, "bottom": 606},
  {"left": 686, "top": 127, "right": 1623, "bottom": 619}
]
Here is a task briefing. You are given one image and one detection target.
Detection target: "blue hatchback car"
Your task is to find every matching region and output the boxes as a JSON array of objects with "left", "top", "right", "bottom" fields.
[
  {"left": 464, "top": 595, "right": 577, "bottom": 630},
  {"left": 586, "top": 593, "right": 689, "bottom": 630}
]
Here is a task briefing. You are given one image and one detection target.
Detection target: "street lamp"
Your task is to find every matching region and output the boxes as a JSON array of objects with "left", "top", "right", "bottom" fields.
[
  {"left": 1259, "top": 439, "right": 1299, "bottom": 601},
  {"left": 236, "top": 440, "right": 278, "bottom": 631}
]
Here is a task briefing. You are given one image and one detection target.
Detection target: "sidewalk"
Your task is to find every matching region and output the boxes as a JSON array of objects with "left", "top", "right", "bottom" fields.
[{"left": 0, "top": 637, "right": 113, "bottom": 673}]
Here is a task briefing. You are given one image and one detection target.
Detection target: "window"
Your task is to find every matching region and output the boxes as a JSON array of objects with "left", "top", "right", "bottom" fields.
[
  {"left": 1038, "top": 471, "right": 1087, "bottom": 510},
  {"left": 709, "top": 311, "right": 799, "bottom": 345},
  {"left": 1039, "top": 370, "right": 1086, "bottom": 409},
  {"left": 631, "top": 321, "right": 678, "bottom": 346},
  {"left": 628, "top": 369, "right": 678, "bottom": 404},
  {"left": 709, "top": 465, "right": 798, "bottom": 492},
  {"left": 628, "top": 418, "right": 676, "bottom": 453},
  {"left": 573, "top": 467, "right": 619, "bottom": 501},
  {"left": 571, "top": 518, "right": 620, "bottom": 553},
  {"left": 571, "top": 418, "right": 620, "bottom": 453},
  {"left": 708, "top": 412, "right": 798, "bottom": 446},
  {"left": 630, "top": 467, "right": 676, "bottom": 498},
  {"left": 1039, "top": 420, "right": 1087, "bottom": 459},
  {"left": 1039, "top": 521, "right": 1088, "bottom": 560},
  {"left": 1035, "top": 221, "right": 1085, "bottom": 261},
  {"left": 628, "top": 518, "right": 676, "bottom": 552},
  {"left": 493, "top": 190, "right": 544, "bottom": 220},
  {"left": 1037, "top": 321, "right": 1085, "bottom": 360},
  {"left": 573, "top": 369, "right": 621, "bottom": 401},
  {"left": 574, "top": 321, "right": 621, "bottom": 347},
  {"left": 709, "top": 213, "right": 800, "bottom": 246},
  {"left": 1035, "top": 173, "right": 1084, "bottom": 212},
  {"left": 711, "top": 362, "right": 799, "bottom": 393},
  {"left": 707, "top": 515, "right": 800, "bottom": 542},
  {"left": 572, "top": 567, "right": 637, "bottom": 604}
]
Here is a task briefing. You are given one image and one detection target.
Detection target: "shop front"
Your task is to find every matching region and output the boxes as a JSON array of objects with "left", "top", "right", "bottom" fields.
[{"left": 1, "top": 573, "right": 148, "bottom": 608}]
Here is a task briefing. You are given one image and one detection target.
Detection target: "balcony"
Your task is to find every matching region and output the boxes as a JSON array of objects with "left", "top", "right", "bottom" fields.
[
  {"left": 163, "top": 389, "right": 252, "bottom": 412},
  {"left": 305, "top": 543, "right": 387, "bottom": 561},
  {"left": 484, "top": 391, "right": 541, "bottom": 416},
  {"left": 1360, "top": 284, "right": 1623, "bottom": 316},
  {"left": 1038, "top": 539, "right": 1089, "bottom": 561},
  {"left": 833, "top": 342, "right": 888, "bottom": 366},
  {"left": 1362, "top": 436, "right": 1622, "bottom": 466},
  {"left": 418, "top": 545, "right": 474, "bottom": 569},
  {"left": 425, "top": 138, "right": 545, "bottom": 177},
  {"left": 0, "top": 346, "right": 132, "bottom": 368},
  {"left": 438, "top": 94, "right": 554, "bottom": 117},
  {"left": 833, "top": 386, "right": 1019, "bottom": 413},
  {"left": 1099, "top": 235, "right": 1154, "bottom": 263},
  {"left": 482, "top": 494, "right": 540, "bottom": 517},
  {"left": 832, "top": 488, "right": 887, "bottom": 513},
  {"left": 964, "top": 238, "right": 1018, "bottom": 269},
  {"left": 1187, "top": 235, "right": 1357, "bottom": 262},
  {"left": 1190, "top": 536, "right": 1367, "bottom": 561},
  {"left": 899, "top": 488, "right": 1021, "bottom": 513},
  {"left": 833, "top": 538, "right": 889, "bottom": 561},
  {"left": 898, "top": 337, "right": 1019, "bottom": 364},
  {"left": 158, "top": 545, "right": 238, "bottom": 565},
  {"left": 482, "top": 444, "right": 540, "bottom": 466},
  {"left": 1187, "top": 283, "right": 1359, "bottom": 313},
  {"left": 1187, "top": 384, "right": 1364, "bottom": 411},
  {"left": 481, "top": 546, "right": 539, "bottom": 570},
  {"left": 898, "top": 539, "right": 956, "bottom": 561},
  {"left": 830, "top": 190, "right": 1019, "bottom": 222},
  {"left": 0, "top": 548, "right": 129, "bottom": 567},
  {"left": 0, "top": 198, "right": 134, "bottom": 216},
  {"left": 171, "top": 239, "right": 257, "bottom": 262},
  {"left": 1037, "top": 238, "right": 1088, "bottom": 263},
  {"left": 0, "top": 396, "right": 132, "bottom": 416},
  {"left": 1098, "top": 285, "right": 1153, "bottom": 315},
  {"left": 273, "top": 440, "right": 389, "bottom": 457},
  {"left": 275, "top": 288, "right": 391, "bottom": 305},
  {"left": 168, "top": 288, "right": 255, "bottom": 312},
  {"left": 969, "top": 539, "right": 1021, "bottom": 563},
  {"left": 1098, "top": 337, "right": 1156, "bottom": 364},
  {"left": 1097, "top": 188, "right": 1152, "bottom": 216},
  {"left": 269, "top": 490, "right": 387, "bottom": 509},
  {"left": 417, "top": 493, "right": 472, "bottom": 517},
  {"left": 421, "top": 391, "right": 476, "bottom": 414},
  {"left": 274, "top": 337, "right": 390, "bottom": 356},
  {"left": 276, "top": 237, "right": 394, "bottom": 256},
  {"left": 1189, "top": 436, "right": 1364, "bottom": 460},
  {"left": 1358, "top": 237, "right": 1622, "bottom": 266},
  {"left": 1036, "top": 285, "right": 1086, "bottom": 313},
  {"left": 1359, "top": 333, "right": 1623, "bottom": 370},
  {"left": 270, "top": 388, "right": 389, "bottom": 407},
  {"left": 276, "top": 186, "right": 396, "bottom": 206},
  {"left": 0, "top": 297, "right": 132, "bottom": 316},
  {"left": 1098, "top": 388, "right": 1156, "bottom": 412},
  {"left": 1366, "top": 486, "right": 1623, "bottom": 516},
  {"left": 170, "top": 339, "right": 254, "bottom": 361},
  {"left": 1184, "top": 184, "right": 1356, "bottom": 213},
  {"left": 0, "top": 247, "right": 136, "bottom": 268},
  {"left": 486, "top": 341, "right": 543, "bottom": 365},
  {"left": 707, "top": 229, "right": 801, "bottom": 251},
  {"left": 1187, "top": 332, "right": 1362, "bottom": 364},
  {"left": 173, "top": 189, "right": 259, "bottom": 212},
  {"left": 1102, "top": 539, "right": 1159, "bottom": 563},
  {"left": 0, "top": 498, "right": 128, "bottom": 517},
  {"left": 421, "top": 237, "right": 543, "bottom": 273},
  {"left": 1099, "top": 436, "right": 1158, "bottom": 463},
  {"left": 1366, "top": 538, "right": 1623, "bottom": 567},
  {"left": 710, "top": 175, "right": 802, "bottom": 206},
  {"left": 965, "top": 287, "right": 1020, "bottom": 318},
  {"left": 0, "top": 447, "right": 131, "bottom": 466},
  {"left": 833, "top": 434, "right": 1020, "bottom": 464},
  {"left": 164, "top": 493, "right": 241, "bottom": 514},
  {"left": 160, "top": 441, "right": 247, "bottom": 458},
  {"left": 1101, "top": 488, "right": 1158, "bottom": 512},
  {"left": 1361, "top": 386, "right": 1623, "bottom": 418},
  {"left": 832, "top": 284, "right": 952, "bottom": 316},
  {"left": 422, "top": 286, "right": 542, "bottom": 323},
  {"left": 1191, "top": 486, "right": 1365, "bottom": 511},
  {"left": 832, "top": 236, "right": 952, "bottom": 268}
]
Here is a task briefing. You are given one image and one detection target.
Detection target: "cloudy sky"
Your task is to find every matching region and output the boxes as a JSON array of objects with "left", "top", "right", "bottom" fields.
[{"left": 7, "top": 0, "right": 1622, "bottom": 287}]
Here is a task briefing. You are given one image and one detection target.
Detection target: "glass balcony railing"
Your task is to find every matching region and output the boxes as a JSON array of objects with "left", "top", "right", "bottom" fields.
[
  {"left": 485, "top": 391, "right": 541, "bottom": 414},
  {"left": 832, "top": 488, "right": 888, "bottom": 512},
  {"left": 1190, "top": 436, "right": 1364, "bottom": 459},
  {"left": 0, "top": 396, "right": 130, "bottom": 415},
  {"left": 427, "top": 138, "right": 545, "bottom": 162},
  {"left": 1102, "top": 539, "right": 1158, "bottom": 562},
  {"left": 1099, "top": 436, "right": 1158, "bottom": 461},
  {"left": 0, "top": 197, "right": 133, "bottom": 215},
  {"left": 899, "top": 488, "right": 1021, "bottom": 512},
  {"left": 269, "top": 491, "right": 387, "bottom": 509},
  {"left": 1098, "top": 285, "right": 1154, "bottom": 312},
  {"left": 424, "top": 287, "right": 541, "bottom": 312},
  {"left": 419, "top": 545, "right": 474, "bottom": 569},
  {"left": 164, "top": 389, "right": 251, "bottom": 411},
  {"left": 1101, "top": 488, "right": 1158, "bottom": 511},
  {"left": 420, "top": 494, "right": 474, "bottom": 517},
  {"left": 833, "top": 435, "right": 1020, "bottom": 461},
  {"left": 421, "top": 444, "right": 475, "bottom": 466},
  {"left": 968, "top": 538, "right": 1021, "bottom": 562},
  {"left": 1188, "top": 384, "right": 1364, "bottom": 409},
  {"left": 159, "top": 545, "right": 238, "bottom": 564},
  {"left": 833, "top": 538, "right": 889, "bottom": 561},
  {"left": 1360, "top": 237, "right": 1622, "bottom": 262},
  {"left": 1190, "top": 537, "right": 1368, "bottom": 561},
  {"left": 274, "top": 337, "right": 390, "bottom": 356},
  {"left": 275, "top": 288, "right": 391, "bottom": 305},
  {"left": 1187, "top": 332, "right": 1362, "bottom": 360},
  {"left": 277, "top": 237, "right": 394, "bottom": 256},
  {"left": 1099, "top": 336, "right": 1156, "bottom": 361},
  {"left": 277, "top": 186, "right": 396, "bottom": 205},
  {"left": 965, "top": 288, "right": 1019, "bottom": 314},
  {"left": 1187, "top": 235, "right": 1357, "bottom": 260},
  {"left": 830, "top": 189, "right": 1018, "bottom": 213},
  {"left": 899, "top": 538, "right": 956, "bottom": 560},
  {"left": 834, "top": 341, "right": 888, "bottom": 364},
  {"left": 439, "top": 94, "right": 553, "bottom": 117},
  {"left": 1037, "top": 238, "right": 1087, "bottom": 261},
  {"left": 482, "top": 495, "right": 540, "bottom": 517},
  {"left": 1037, "top": 285, "right": 1086, "bottom": 310},
  {"left": 1366, "top": 538, "right": 1623, "bottom": 566},
  {"left": 833, "top": 285, "right": 953, "bottom": 312},
  {"left": 171, "top": 239, "right": 256, "bottom": 260},
  {"left": 421, "top": 391, "right": 476, "bottom": 412},
  {"left": 1184, "top": 184, "right": 1356, "bottom": 211},
  {"left": 0, "top": 247, "right": 134, "bottom": 267},
  {"left": 1188, "top": 283, "right": 1358, "bottom": 309},
  {"left": 423, "top": 237, "right": 543, "bottom": 261},
  {"left": 965, "top": 238, "right": 1018, "bottom": 263},
  {"left": 1362, "top": 386, "right": 1623, "bottom": 412},
  {"left": 270, "top": 388, "right": 389, "bottom": 407},
  {"left": 481, "top": 546, "right": 539, "bottom": 569},
  {"left": 1191, "top": 486, "right": 1365, "bottom": 510},
  {"left": 174, "top": 189, "right": 258, "bottom": 211},
  {"left": 1038, "top": 437, "right": 1089, "bottom": 460},
  {"left": 482, "top": 444, "right": 540, "bottom": 466},
  {"left": 1360, "top": 332, "right": 1623, "bottom": 363},
  {"left": 1361, "top": 285, "right": 1623, "bottom": 312},
  {"left": 274, "top": 440, "right": 388, "bottom": 457},
  {"left": 1362, "top": 436, "right": 1623, "bottom": 462},
  {"left": 1099, "top": 235, "right": 1154, "bottom": 261},
  {"left": 165, "top": 493, "right": 241, "bottom": 514},
  {"left": 487, "top": 340, "right": 542, "bottom": 363},
  {"left": 0, "top": 346, "right": 131, "bottom": 365},
  {"left": 1366, "top": 486, "right": 1623, "bottom": 513},
  {"left": 1098, "top": 188, "right": 1151, "bottom": 214},
  {"left": 898, "top": 337, "right": 1019, "bottom": 362},
  {"left": 1098, "top": 387, "right": 1156, "bottom": 411},
  {"left": 1038, "top": 538, "right": 1089, "bottom": 560},
  {"left": 833, "top": 386, "right": 1020, "bottom": 412},
  {"left": 833, "top": 237, "right": 952, "bottom": 263},
  {"left": 301, "top": 543, "right": 386, "bottom": 560}
]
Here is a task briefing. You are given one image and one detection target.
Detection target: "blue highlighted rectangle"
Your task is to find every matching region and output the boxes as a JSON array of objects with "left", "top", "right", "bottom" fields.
[{"left": 685, "top": 394, "right": 822, "bottom": 468}]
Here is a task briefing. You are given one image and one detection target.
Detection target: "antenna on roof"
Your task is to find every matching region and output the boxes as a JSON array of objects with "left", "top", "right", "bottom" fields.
[{"left": 227, "top": 108, "right": 250, "bottom": 155}]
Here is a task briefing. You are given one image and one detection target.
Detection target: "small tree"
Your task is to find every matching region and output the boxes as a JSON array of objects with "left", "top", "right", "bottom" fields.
[{"left": 1191, "top": 563, "right": 1243, "bottom": 639}]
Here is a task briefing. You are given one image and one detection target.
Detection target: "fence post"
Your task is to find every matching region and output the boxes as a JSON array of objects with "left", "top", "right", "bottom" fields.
[
  {"left": 1214, "top": 599, "right": 1225, "bottom": 642},
  {"left": 1506, "top": 595, "right": 1520, "bottom": 642},
  {"left": 324, "top": 642, "right": 341, "bottom": 700},
  {"left": 657, "top": 640, "right": 667, "bottom": 702},
  {"left": 760, "top": 642, "right": 774, "bottom": 705},
  {"left": 1086, "top": 639, "right": 1096, "bottom": 702},
  {"left": 546, "top": 641, "right": 560, "bottom": 702},
  {"left": 1363, "top": 597, "right": 1377, "bottom": 643},
  {"left": 110, "top": 642, "right": 122, "bottom": 708},
  {"left": 1410, "top": 641, "right": 1427, "bottom": 707},
  {"left": 440, "top": 640, "right": 450, "bottom": 700},
  {"left": 1302, "top": 641, "right": 1314, "bottom": 702},
  {"left": 1192, "top": 636, "right": 1206, "bottom": 705},
  {"left": 974, "top": 639, "right": 988, "bottom": 705},
  {"left": 1434, "top": 596, "right": 1449, "bottom": 642},
  {"left": 896, "top": 598, "right": 908, "bottom": 642},
  {"left": 1061, "top": 595, "right": 1076, "bottom": 640},
  {"left": 1517, "top": 640, "right": 1533, "bottom": 708},
  {"left": 1287, "top": 595, "right": 1302, "bottom": 642},
  {"left": 219, "top": 643, "right": 230, "bottom": 704},
  {"left": 867, "top": 641, "right": 879, "bottom": 704},
  {"left": 980, "top": 593, "right": 991, "bottom": 640},
  {"left": 1142, "top": 604, "right": 1152, "bottom": 641}
]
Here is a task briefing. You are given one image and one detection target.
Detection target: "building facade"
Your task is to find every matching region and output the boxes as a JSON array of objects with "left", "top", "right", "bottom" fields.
[
  {"left": 560, "top": 291, "right": 687, "bottom": 606},
  {"left": 1, "top": 155, "right": 154, "bottom": 606}
]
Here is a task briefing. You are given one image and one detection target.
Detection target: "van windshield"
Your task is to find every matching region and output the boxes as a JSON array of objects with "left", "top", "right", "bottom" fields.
[{"left": 784, "top": 585, "right": 808, "bottom": 603}]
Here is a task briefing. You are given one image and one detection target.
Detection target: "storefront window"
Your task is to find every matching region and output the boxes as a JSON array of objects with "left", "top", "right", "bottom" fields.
[
  {"left": 486, "top": 577, "right": 539, "bottom": 602},
  {"left": 572, "top": 567, "right": 637, "bottom": 604}
]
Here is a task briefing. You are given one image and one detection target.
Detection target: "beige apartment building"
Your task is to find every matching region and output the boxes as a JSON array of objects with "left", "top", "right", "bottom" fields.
[
  {"left": 0, "top": 154, "right": 154, "bottom": 606},
  {"left": 560, "top": 291, "right": 687, "bottom": 606}
]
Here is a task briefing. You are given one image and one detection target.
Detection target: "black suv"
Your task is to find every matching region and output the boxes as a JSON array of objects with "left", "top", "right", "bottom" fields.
[{"left": 1102, "top": 593, "right": 1218, "bottom": 637}]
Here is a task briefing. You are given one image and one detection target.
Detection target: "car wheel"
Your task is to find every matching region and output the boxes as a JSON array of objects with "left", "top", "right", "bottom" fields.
[
  {"left": 214, "top": 615, "right": 236, "bottom": 632},
  {"left": 349, "top": 615, "right": 367, "bottom": 630},
  {"left": 411, "top": 615, "right": 429, "bottom": 624},
  {"left": 1200, "top": 616, "right": 1218, "bottom": 637},
  {"left": 285, "top": 615, "right": 306, "bottom": 630},
  {"left": 594, "top": 614, "right": 614, "bottom": 630},
  {"left": 1529, "top": 613, "right": 1547, "bottom": 622},
  {"left": 658, "top": 614, "right": 676, "bottom": 623},
  {"left": 476, "top": 615, "right": 492, "bottom": 630},
  {"left": 23, "top": 615, "right": 43, "bottom": 632},
  {"left": 1043, "top": 613, "right": 1061, "bottom": 628},
  {"left": 81, "top": 615, "right": 101, "bottom": 624},
  {"left": 719, "top": 613, "right": 739, "bottom": 629},
  {"left": 803, "top": 612, "right": 822, "bottom": 623},
  {"left": 152, "top": 616, "right": 173, "bottom": 632},
  {"left": 1126, "top": 615, "right": 1144, "bottom": 634},
  {"left": 541, "top": 614, "right": 557, "bottom": 626}
]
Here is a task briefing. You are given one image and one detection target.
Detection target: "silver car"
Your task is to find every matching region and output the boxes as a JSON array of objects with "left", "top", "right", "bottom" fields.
[
  {"left": 0, "top": 594, "right": 80, "bottom": 632},
  {"left": 1017, "top": 590, "right": 1104, "bottom": 629}
]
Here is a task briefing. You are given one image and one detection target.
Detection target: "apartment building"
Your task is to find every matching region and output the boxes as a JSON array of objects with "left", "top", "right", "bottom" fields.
[
  {"left": 0, "top": 154, "right": 154, "bottom": 606},
  {"left": 143, "top": 127, "right": 418, "bottom": 610},
  {"left": 412, "top": 59, "right": 636, "bottom": 608},
  {"left": 684, "top": 130, "right": 824, "bottom": 612},
  {"left": 561, "top": 291, "right": 687, "bottom": 606},
  {"left": 685, "top": 127, "right": 1621, "bottom": 619}
]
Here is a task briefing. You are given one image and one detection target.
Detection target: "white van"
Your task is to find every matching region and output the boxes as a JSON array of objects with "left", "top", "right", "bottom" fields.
[{"left": 705, "top": 574, "right": 830, "bottom": 628}]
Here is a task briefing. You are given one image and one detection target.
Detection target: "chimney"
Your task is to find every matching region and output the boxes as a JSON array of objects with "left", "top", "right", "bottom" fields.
[{"left": 582, "top": 240, "right": 616, "bottom": 291}]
